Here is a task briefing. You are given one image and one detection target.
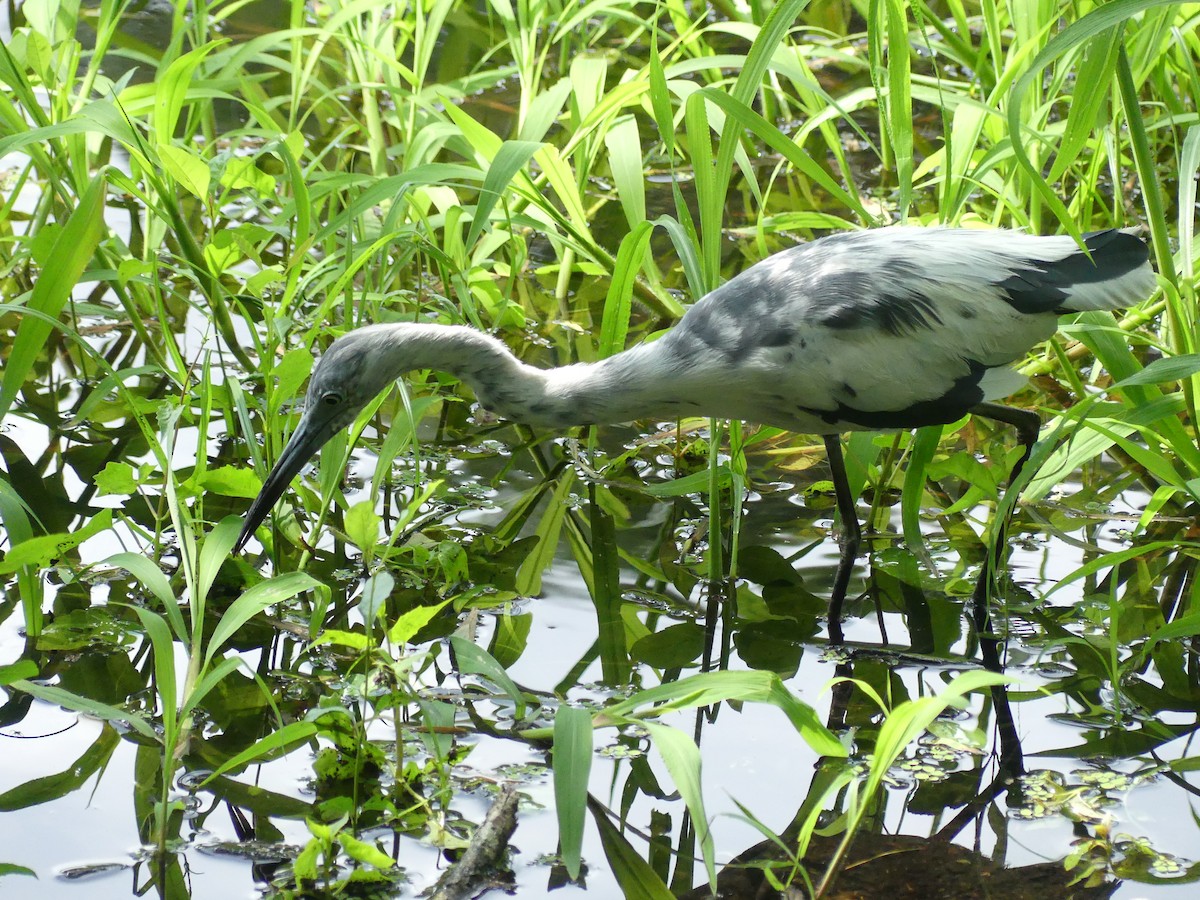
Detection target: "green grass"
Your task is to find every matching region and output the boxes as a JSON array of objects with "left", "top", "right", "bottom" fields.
[{"left": 1, "top": 0, "right": 1199, "bottom": 895}]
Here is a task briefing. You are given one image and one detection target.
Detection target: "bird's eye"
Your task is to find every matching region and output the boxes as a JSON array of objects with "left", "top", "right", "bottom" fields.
[{"left": 321, "top": 392, "right": 342, "bottom": 407}]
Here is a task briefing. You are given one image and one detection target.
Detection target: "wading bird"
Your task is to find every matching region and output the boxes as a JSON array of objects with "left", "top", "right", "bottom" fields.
[{"left": 233, "top": 226, "right": 1155, "bottom": 626}]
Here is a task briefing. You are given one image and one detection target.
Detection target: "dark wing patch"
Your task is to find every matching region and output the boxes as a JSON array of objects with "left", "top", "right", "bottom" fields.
[
  {"left": 816, "top": 283, "right": 943, "bottom": 334},
  {"left": 673, "top": 268, "right": 797, "bottom": 363},
  {"left": 798, "top": 360, "right": 989, "bottom": 430},
  {"left": 998, "top": 229, "right": 1149, "bottom": 314},
  {"left": 676, "top": 299, "right": 753, "bottom": 363}
]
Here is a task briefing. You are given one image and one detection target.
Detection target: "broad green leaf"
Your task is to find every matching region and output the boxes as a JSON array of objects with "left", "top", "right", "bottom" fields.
[
  {"left": 388, "top": 598, "right": 451, "bottom": 646},
  {"left": 630, "top": 623, "right": 705, "bottom": 669},
  {"left": 338, "top": 833, "right": 395, "bottom": 868},
  {"left": 553, "top": 705, "right": 592, "bottom": 881},
  {"left": 312, "top": 629, "right": 370, "bottom": 651},
  {"left": 0, "top": 661, "right": 37, "bottom": 685},
  {"left": 449, "top": 636, "right": 527, "bottom": 720},
  {"left": 190, "top": 465, "right": 261, "bottom": 498},
  {"left": 93, "top": 462, "right": 139, "bottom": 495},
  {"left": 158, "top": 144, "right": 211, "bottom": 199},
  {"left": 344, "top": 500, "right": 380, "bottom": 556},
  {"left": 271, "top": 347, "right": 316, "bottom": 414}
]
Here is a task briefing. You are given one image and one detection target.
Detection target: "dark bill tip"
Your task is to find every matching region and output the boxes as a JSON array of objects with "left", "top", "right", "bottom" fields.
[{"left": 232, "top": 415, "right": 333, "bottom": 554}]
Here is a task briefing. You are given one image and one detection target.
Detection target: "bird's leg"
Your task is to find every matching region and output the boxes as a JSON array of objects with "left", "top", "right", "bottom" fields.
[
  {"left": 966, "top": 403, "right": 1040, "bottom": 625},
  {"left": 969, "top": 402, "right": 1041, "bottom": 488},
  {"left": 965, "top": 403, "right": 1039, "bottom": 775},
  {"left": 823, "top": 435, "right": 861, "bottom": 644}
]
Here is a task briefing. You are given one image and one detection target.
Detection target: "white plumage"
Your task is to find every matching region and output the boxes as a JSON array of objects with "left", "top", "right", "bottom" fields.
[{"left": 233, "top": 225, "right": 1156, "bottom": 623}]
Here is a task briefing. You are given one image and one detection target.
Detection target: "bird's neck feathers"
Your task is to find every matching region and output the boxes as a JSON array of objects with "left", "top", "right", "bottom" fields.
[{"left": 356, "top": 323, "right": 664, "bottom": 428}]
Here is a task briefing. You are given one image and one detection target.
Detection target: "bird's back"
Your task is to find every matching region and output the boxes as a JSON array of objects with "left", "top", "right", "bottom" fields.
[{"left": 645, "top": 226, "right": 1153, "bottom": 434}]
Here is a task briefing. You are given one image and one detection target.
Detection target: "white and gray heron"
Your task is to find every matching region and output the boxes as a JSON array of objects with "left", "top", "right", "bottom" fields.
[{"left": 233, "top": 226, "right": 1155, "bottom": 625}]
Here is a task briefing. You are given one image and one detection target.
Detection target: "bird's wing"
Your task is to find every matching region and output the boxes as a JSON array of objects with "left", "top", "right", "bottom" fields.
[{"left": 660, "top": 227, "right": 1152, "bottom": 432}]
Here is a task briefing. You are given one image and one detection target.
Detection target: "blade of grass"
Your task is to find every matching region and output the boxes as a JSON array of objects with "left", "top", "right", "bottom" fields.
[
  {"left": 552, "top": 704, "right": 593, "bottom": 880},
  {"left": 0, "top": 172, "right": 106, "bottom": 423}
]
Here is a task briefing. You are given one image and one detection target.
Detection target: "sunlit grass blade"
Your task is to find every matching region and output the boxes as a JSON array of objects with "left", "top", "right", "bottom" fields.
[
  {"left": 1006, "top": 0, "right": 1172, "bottom": 235},
  {"left": 12, "top": 681, "right": 158, "bottom": 741},
  {"left": 815, "top": 670, "right": 1011, "bottom": 894},
  {"left": 882, "top": 0, "right": 914, "bottom": 216},
  {"left": 602, "top": 670, "right": 845, "bottom": 758},
  {"left": 204, "top": 571, "right": 330, "bottom": 670},
  {"left": 599, "top": 221, "right": 654, "bottom": 358},
  {"left": 699, "top": 90, "right": 873, "bottom": 224},
  {"left": 128, "top": 607, "right": 179, "bottom": 741},
  {"left": 901, "top": 426, "right": 943, "bottom": 553},
  {"left": 464, "top": 139, "right": 542, "bottom": 251},
  {"left": 0, "top": 173, "right": 106, "bottom": 423},
  {"left": 642, "top": 721, "right": 716, "bottom": 887}
]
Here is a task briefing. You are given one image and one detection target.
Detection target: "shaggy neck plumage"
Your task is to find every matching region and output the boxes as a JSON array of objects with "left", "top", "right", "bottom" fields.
[{"left": 367, "top": 324, "right": 670, "bottom": 427}]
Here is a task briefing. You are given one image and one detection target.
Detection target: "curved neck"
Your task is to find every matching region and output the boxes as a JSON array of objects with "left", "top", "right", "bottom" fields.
[{"left": 369, "top": 323, "right": 670, "bottom": 428}]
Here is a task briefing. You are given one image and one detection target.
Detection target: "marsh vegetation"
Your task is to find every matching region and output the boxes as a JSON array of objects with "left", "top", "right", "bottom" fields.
[{"left": 1, "top": 0, "right": 1199, "bottom": 897}]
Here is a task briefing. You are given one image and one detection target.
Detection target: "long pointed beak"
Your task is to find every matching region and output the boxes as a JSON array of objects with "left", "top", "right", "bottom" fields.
[{"left": 233, "top": 412, "right": 336, "bottom": 554}]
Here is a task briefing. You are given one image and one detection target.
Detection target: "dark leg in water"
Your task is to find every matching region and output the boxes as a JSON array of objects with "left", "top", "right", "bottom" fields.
[
  {"left": 967, "top": 402, "right": 1040, "bottom": 629},
  {"left": 967, "top": 402, "right": 1040, "bottom": 774},
  {"left": 824, "top": 435, "right": 862, "bottom": 645},
  {"left": 970, "top": 402, "right": 1040, "bottom": 489}
]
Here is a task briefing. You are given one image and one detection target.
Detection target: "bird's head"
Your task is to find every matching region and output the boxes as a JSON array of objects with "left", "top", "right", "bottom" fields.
[{"left": 232, "top": 327, "right": 405, "bottom": 553}]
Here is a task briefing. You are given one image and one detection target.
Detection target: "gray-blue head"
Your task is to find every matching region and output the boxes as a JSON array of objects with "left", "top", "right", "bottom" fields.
[{"left": 232, "top": 327, "right": 415, "bottom": 553}]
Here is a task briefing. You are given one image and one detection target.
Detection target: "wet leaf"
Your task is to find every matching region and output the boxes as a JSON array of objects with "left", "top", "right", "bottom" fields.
[
  {"left": 554, "top": 704, "right": 593, "bottom": 881},
  {"left": 0, "top": 724, "right": 120, "bottom": 811},
  {"left": 388, "top": 598, "right": 451, "bottom": 646},
  {"left": 630, "top": 623, "right": 705, "bottom": 669},
  {"left": 0, "top": 508, "right": 113, "bottom": 574}
]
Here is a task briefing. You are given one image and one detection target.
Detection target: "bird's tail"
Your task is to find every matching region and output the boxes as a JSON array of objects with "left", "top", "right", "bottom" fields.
[
  {"left": 1051, "top": 228, "right": 1157, "bottom": 312},
  {"left": 979, "top": 365, "right": 1030, "bottom": 402}
]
